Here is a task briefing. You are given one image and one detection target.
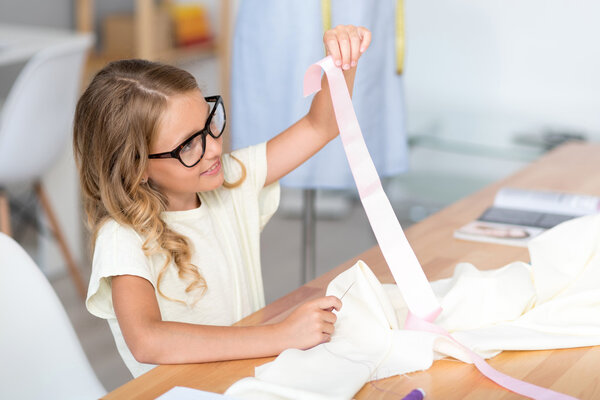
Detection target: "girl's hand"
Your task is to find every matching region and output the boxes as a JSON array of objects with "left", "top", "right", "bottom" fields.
[
  {"left": 276, "top": 296, "right": 342, "bottom": 350},
  {"left": 323, "top": 25, "right": 372, "bottom": 70}
]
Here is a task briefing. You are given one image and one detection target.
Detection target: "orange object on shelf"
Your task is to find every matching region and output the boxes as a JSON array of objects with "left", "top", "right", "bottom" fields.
[
  {"left": 102, "top": 9, "right": 172, "bottom": 59},
  {"left": 171, "top": 3, "right": 213, "bottom": 46}
]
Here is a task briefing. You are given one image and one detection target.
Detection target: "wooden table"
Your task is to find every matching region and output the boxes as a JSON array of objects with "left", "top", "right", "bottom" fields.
[{"left": 104, "top": 142, "right": 600, "bottom": 399}]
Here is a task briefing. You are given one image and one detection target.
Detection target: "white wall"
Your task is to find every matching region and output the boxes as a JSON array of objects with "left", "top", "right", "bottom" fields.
[
  {"left": 404, "top": 0, "right": 600, "bottom": 141},
  {"left": 385, "top": 0, "right": 600, "bottom": 212},
  {"left": 0, "top": 0, "right": 72, "bottom": 29}
]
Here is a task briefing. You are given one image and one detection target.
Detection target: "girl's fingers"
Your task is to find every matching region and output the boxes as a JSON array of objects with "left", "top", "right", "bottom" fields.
[
  {"left": 324, "top": 31, "right": 342, "bottom": 67},
  {"left": 348, "top": 27, "right": 361, "bottom": 68},
  {"left": 358, "top": 27, "right": 372, "bottom": 53},
  {"left": 336, "top": 29, "right": 352, "bottom": 70},
  {"left": 323, "top": 25, "right": 371, "bottom": 69},
  {"left": 316, "top": 295, "right": 342, "bottom": 311},
  {"left": 321, "top": 309, "right": 337, "bottom": 324},
  {"left": 321, "top": 321, "right": 335, "bottom": 335}
]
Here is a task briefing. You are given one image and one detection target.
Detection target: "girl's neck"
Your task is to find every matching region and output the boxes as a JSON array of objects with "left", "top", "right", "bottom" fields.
[{"left": 166, "top": 193, "right": 201, "bottom": 211}]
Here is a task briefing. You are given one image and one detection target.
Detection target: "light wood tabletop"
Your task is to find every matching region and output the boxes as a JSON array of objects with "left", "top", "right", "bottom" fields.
[{"left": 103, "top": 142, "right": 600, "bottom": 399}]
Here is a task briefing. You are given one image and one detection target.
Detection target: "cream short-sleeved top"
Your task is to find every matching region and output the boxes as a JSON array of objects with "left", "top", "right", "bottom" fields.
[{"left": 86, "top": 143, "right": 280, "bottom": 377}]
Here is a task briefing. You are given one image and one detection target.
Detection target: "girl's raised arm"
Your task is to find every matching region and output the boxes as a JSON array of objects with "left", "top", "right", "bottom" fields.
[{"left": 264, "top": 25, "right": 371, "bottom": 187}]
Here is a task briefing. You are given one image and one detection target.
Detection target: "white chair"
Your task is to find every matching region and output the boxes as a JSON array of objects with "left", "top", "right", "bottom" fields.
[
  {"left": 0, "top": 232, "right": 106, "bottom": 399},
  {"left": 0, "top": 34, "right": 93, "bottom": 299}
]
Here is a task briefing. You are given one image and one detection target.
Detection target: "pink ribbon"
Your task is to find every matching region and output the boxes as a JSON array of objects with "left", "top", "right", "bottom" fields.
[
  {"left": 304, "top": 56, "right": 441, "bottom": 321},
  {"left": 405, "top": 312, "right": 578, "bottom": 400},
  {"left": 303, "top": 56, "right": 578, "bottom": 400}
]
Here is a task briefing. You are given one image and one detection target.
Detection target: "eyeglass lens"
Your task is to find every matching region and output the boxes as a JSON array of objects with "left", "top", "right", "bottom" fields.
[
  {"left": 179, "top": 101, "right": 225, "bottom": 167},
  {"left": 210, "top": 102, "right": 225, "bottom": 137}
]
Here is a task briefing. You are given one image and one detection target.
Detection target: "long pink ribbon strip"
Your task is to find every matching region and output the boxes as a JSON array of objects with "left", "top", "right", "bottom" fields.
[
  {"left": 304, "top": 57, "right": 441, "bottom": 321},
  {"left": 303, "top": 55, "right": 578, "bottom": 400}
]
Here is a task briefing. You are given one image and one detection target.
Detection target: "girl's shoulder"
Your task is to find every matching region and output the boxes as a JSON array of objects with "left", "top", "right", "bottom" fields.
[
  {"left": 95, "top": 218, "right": 145, "bottom": 249},
  {"left": 223, "top": 142, "right": 268, "bottom": 191},
  {"left": 226, "top": 142, "right": 265, "bottom": 165}
]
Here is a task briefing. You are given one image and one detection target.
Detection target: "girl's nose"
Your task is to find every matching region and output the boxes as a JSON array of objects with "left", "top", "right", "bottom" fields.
[{"left": 203, "top": 134, "right": 222, "bottom": 160}]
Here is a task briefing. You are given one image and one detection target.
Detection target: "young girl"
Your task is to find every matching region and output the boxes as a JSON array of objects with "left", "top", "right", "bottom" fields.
[{"left": 74, "top": 25, "right": 371, "bottom": 378}]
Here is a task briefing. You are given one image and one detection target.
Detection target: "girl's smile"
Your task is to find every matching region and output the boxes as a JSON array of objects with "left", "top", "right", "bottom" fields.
[{"left": 200, "top": 159, "right": 222, "bottom": 176}]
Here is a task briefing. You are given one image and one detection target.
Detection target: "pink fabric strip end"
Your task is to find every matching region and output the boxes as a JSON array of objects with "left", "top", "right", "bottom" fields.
[
  {"left": 303, "top": 63, "right": 324, "bottom": 97},
  {"left": 405, "top": 311, "right": 579, "bottom": 400}
]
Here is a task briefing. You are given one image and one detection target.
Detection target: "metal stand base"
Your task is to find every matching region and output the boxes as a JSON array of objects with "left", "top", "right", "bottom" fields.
[{"left": 302, "top": 189, "right": 316, "bottom": 283}]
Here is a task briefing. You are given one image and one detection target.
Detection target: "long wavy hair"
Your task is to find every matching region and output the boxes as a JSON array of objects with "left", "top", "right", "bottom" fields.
[{"left": 73, "top": 59, "right": 245, "bottom": 303}]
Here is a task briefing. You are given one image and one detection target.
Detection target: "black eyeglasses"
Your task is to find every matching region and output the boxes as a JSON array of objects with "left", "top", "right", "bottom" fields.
[{"left": 148, "top": 95, "right": 226, "bottom": 168}]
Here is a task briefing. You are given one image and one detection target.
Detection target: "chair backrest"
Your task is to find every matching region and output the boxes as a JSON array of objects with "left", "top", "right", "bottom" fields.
[
  {"left": 0, "top": 34, "right": 93, "bottom": 184},
  {"left": 0, "top": 233, "right": 105, "bottom": 399}
]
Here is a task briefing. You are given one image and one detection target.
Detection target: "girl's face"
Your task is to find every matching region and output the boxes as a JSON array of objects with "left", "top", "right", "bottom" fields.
[{"left": 146, "top": 90, "right": 224, "bottom": 211}]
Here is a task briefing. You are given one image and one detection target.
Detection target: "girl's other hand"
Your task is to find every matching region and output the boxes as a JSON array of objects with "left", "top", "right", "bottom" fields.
[
  {"left": 323, "top": 25, "right": 372, "bottom": 70},
  {"left": 277, "top": 296, "right": 342, "bottom": 350}
]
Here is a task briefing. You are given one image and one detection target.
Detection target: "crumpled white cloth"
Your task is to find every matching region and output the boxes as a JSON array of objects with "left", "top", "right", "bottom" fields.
[{"left": 226, "top": 214, "right": 600, "bottom": 399}]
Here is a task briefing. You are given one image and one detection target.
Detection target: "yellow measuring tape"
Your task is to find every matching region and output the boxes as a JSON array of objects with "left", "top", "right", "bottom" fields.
[
  {"left": 321, "top": 0, "right": 331, "bottom": 37},
  {"left": 321, "top": 0, "right": 405, "bottom": 74}
]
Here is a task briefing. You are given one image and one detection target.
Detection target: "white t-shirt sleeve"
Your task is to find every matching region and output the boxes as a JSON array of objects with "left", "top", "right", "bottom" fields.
[
  {"left": 226, "top": 142, "right": 280, "bottom": 231},
  {"left": 86, "top": 220, "right": 155, "bottom": 319}
]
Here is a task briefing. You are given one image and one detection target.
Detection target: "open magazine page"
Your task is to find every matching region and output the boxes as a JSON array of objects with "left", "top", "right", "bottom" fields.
[
  {"left": 494, "top": 187, "right": 600, "bottom": 216},
  {"left": 454, "top": 188, "right": 600, "bottom": 247},
  {"left": 454, "top": 220, "right": 545, "bottom": 247}
]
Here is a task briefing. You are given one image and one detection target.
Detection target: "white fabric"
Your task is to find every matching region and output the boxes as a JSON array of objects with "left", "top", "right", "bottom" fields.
[
  {"left": 226, "top": 214, "right": 600, "bottom": 399},
  {"left": 86, "top": 143, "right": 280, "bottom": 377},
  {"left": 231, "top": 0, "right": 408, "bottom": 189}
]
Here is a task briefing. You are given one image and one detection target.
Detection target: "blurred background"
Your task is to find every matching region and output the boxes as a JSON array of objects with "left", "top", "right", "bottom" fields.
[{"left": 1, "top": 0, "right": 599, "bottom": 392}]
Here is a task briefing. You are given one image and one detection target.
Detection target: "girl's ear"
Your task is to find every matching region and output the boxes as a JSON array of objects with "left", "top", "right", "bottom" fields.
[{"left": 141, "top": 173, "right": 149, "bottom": 184}]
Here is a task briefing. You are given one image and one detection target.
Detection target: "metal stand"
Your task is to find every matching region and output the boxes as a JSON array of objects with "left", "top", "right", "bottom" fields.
[{"left": 302, "top": 189, "right": 316, "bottom": 283}]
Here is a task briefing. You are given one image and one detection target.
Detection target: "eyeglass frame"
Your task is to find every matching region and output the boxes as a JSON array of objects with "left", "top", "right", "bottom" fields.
[{"left": 148, "top": 95, "right": 226, "bottom": 168}]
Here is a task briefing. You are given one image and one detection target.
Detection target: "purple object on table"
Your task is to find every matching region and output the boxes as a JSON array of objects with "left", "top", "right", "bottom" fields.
[{"left": 402, "top": 388, "right": 425, "bottom": 400}]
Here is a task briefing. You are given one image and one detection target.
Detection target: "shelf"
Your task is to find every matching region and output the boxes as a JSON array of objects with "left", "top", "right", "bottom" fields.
[
  {"left": 154, "top": 41, "right": 217, "bottom": 64},
  {"left": 83, "top": 41, "right": 216, "bottom": 85},
  {"left": 77, "top": 0, "right": 234, "bottom": 152}
]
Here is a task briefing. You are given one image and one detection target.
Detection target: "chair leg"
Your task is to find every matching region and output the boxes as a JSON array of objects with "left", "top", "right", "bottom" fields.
[
  {"left": 0, "top": 190, "right": 12, "bottom": 236},
  {"left": 34, "top": 182, "right": 87, "bottom": 301}
]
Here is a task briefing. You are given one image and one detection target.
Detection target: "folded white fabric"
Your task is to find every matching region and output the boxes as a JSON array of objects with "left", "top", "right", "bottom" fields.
[{"left": 226, "top": 214, "right": 600, "bottom": 399}]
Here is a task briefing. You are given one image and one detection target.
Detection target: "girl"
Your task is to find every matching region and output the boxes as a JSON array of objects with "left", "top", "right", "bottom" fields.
[{"left": 74, "top": 25, "right": 371, "bottom": 378}]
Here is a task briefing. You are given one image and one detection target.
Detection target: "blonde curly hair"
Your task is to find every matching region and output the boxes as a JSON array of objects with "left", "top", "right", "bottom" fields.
[{"left": 73, "top": 59, "right": 245, "bottom": 303}]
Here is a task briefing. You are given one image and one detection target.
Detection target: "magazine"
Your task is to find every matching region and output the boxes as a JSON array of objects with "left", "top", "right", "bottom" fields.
[{"left": 453, "top": 187, "right": 600, "bottom": 247}]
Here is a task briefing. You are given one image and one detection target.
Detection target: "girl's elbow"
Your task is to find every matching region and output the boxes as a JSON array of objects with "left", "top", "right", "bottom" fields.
[
  {"left": 130, "top": 347, "right": 155, "bottom": 365},
  {"left": 127, "top": 332, "right": 162, "bottom": 364}
]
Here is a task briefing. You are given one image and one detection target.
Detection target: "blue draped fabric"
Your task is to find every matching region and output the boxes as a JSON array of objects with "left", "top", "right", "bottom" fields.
[{"left": 231, "top": 0, "right": 408, "bottom": 189}]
